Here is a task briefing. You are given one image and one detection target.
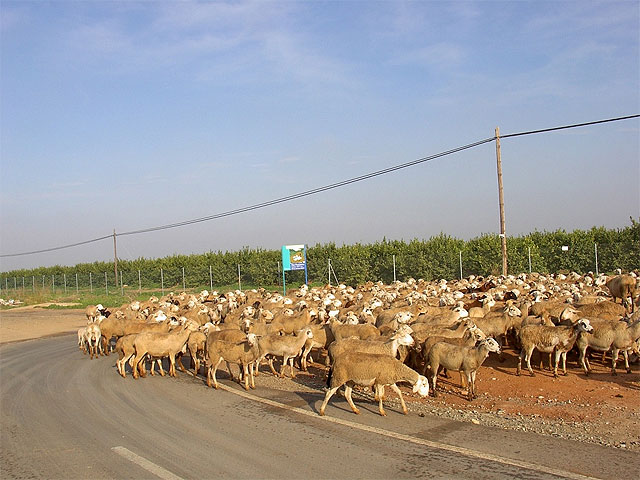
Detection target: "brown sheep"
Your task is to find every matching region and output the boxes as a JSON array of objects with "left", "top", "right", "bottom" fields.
[{"left": 605, "top": 274, "right": 637, "bottom": 313}]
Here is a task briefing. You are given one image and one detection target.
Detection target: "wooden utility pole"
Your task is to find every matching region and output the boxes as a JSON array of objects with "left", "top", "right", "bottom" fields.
[
  {"left": 113, "top": 229, "right": 118, "bottom": 290},
  {"left": 495, "top": 127, "right": 508, "bottom": 276}
]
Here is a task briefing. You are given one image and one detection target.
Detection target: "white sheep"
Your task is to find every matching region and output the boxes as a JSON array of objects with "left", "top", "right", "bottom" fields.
[
  {"left": 256, "top": 327, "right": 314, "bottom": 378},
  {"left": 517, "top": 318, "right": 593, "bottom": 377},
  {"left": 131, "top": 324, "right": 196, "bottom": 379},
  {"left": 577, "top": 318, "right": 640, "bottom": 375},
  {"left": 206, "top": 333, "right": 260, "bottom": 390},
  {"left": 428, "top": 338, "right": 501, "bottom": 401},
  {"left": 319, "top": 352, "right": 429, "bottom": 416},
  {"left": 84, "top": 323, "right": 102, "bottom": 359}
]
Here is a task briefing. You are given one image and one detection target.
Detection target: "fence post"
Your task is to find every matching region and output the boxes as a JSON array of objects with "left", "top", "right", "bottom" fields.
[
  {"left": 14, "top": 277, "right": 17, "bottom": 290},
  {"left": 237, "top": 264, "right": 241, "bottom": 291},
  {"left": 42, "top": 275, "right": 45, "bottom": 291},
  {"left": 75, "top": 273, "right": 78, "bottom": 294},
  {"left": 64, "top": 274, "right": 67, "bottom": 294},
  {"left": 52, "top": 275, "right": 55, "bottom": 293},
  {"left": 120, "top": 271, "right": 124, "bottom": 296},
  {"left": 528, "top": 247, "right": 532, "bottom": 273},
  {"left": 594, "top": 243, "right": 599, "bottom": 276},
  {"left": 104, "top": 271, "right": 108, "bottom": 295},
  {"left": 209, "top": 265, "right": 213, "bottom": 291},
  {"left": 392, "top": 255, "right": 397, "bottom": 283},
  {"left": 182, "top": 267, "right": 186, "bottom": 291},
  {"left": 32, "top": 276, "right": 35, "bottom": 292},
  {"left": 459, "top": 251, "right": 463, "bottom": 280},
  {"left": 22, "top": 276, "right": 25, "bottom": 292},
  {"left": 138, "top": 270, "right": 141, "bottom": 293},
  {"left": 161, "top": 268, "right": 164, "bottom": 296},
  {"left": 89, "top": 272, "right": 93, "bottom": 293},
  {"left": 328, "top": 258, "right": 331, "bottom": 286}
]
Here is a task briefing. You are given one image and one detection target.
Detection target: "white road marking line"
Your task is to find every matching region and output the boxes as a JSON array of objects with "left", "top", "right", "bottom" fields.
[
  {"left": 216, "top": 383, "right": 601, "bottom": 480},
  {"left": 112, "top": 446, "right": 184, "bottom": 480}
]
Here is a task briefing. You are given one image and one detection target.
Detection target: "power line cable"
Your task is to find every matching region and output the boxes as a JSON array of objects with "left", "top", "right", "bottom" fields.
[
  {"left": 501, "top": 114, "right": 639, "bottom": 138},
  {"left": 117, "top": 136, "right": 495, "bottom": 237},
  {"left": 0, "top": 234, "right": 113, "bottom": 258},
  {"left": 1, "top": 114, "right": 638, "bottom": 259}
]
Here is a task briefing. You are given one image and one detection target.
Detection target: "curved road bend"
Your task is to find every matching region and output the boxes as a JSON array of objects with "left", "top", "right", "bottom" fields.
[{"left": 1, "top": 334, "right": 637, "bottom": 479}]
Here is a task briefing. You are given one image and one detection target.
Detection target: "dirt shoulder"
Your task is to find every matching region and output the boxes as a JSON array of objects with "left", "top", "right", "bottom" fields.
[{"left": 0, "top": 308, "right": 86, "bottom": 344}]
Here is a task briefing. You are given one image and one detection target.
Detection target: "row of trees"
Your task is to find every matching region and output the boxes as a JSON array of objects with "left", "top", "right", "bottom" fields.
[{"left": 1, "top": 221, "right": 638, "bottom": 292}]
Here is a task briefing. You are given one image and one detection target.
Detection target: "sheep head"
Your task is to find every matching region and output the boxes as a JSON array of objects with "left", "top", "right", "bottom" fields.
[
  {"left": 576, "top": 318, "right": 594, "bottom": 334},
  {"left": 481, "top": 337, "right": 501, "bottom": 354},
  {"left": 412, "top": 375, "right": 429, "bottom": 397}
]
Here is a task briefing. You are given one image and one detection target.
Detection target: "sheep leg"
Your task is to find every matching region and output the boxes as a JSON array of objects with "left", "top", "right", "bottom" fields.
[
  {"left": 242, "top": 364, "right": 250, "bottom": 390},
  {"left": 319, "top": 385, "right": 341, "bottom": 416},
  {"left": 344, "top": 385, "right": 361, "bottom": 415},
  {"left": 169, "top": 355, "right": 177, "bottom": 377},
  {"left": 467, "top": 371, "right": 475, "bottom": 401},
  {"left": 301, "top": 344, "right": 311, "bottom": 371},
  {"left": 611, "top": 348, "right": 620, "bottom": 375},
  {"left": 152, "top": 359, "right": 163, "bottom": 377},
  {"left": 623, "top": 350, "right": 631, "bottom": 373},
  {"left": 289, "top": 357, "right": 297, "bottom": 378},
  {"left": 430, "top": 368, "right": 438, "bottom": 397},
  {"left": 208, "top": 357, "right": 224, "bottom": 389},
  {"left": 248, "top": 363, "right": 256, "bottom": 389},
  {"left": 390, "top": 383, "right": 408, "bottom": 415},
  {"left": 374, "top": 385, "right": 386, "bottom": 402},
  {"left": 553, "top": 349, "right": 562, "bottom": 378},
  {"left": 268, "top": 357, "right": 279, "bottom": 376},
  {"left": 525, "top": 346, "right": 535, "bottom": 376},
  {"left": 132, "top": 351, "right": 147, "bottom": 379},
  {"left": 579, "top": 346, "right": 590, "bottom": 375},
  {"left": 175, "top": 353, "right": 186, "bottom": 373},
  {"left": 516, "top": 349, "right": 524, "bottom": 376}
]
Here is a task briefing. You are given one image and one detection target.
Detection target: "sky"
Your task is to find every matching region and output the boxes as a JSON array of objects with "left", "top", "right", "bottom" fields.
[{"left": 1, "top": 0, "right": 638, "bottom": 272}]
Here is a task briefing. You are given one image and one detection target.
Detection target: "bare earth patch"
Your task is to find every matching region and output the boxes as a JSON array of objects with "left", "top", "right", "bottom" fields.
[{"left": 1, "top": 308, "right": 638, "bottom": 451}]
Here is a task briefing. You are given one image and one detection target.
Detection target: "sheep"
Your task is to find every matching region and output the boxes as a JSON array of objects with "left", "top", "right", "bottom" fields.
[
  {"left": 256, "top": 327, "right": 314, "bottom": 378},
  {"left": 472, "top": 303, "right": 522, "bottom": 347},
  {"left": 116, "top": 334, "right": 136, "bottom": 377},
  {"left": 77, "top": 327, "right": 88, "bottom": 353},
  {"left": 577, "top": 318, "right": 640, "bottom": 375},
  {"left": 301, "top": 323, "right": 336, "bottom": 371},
  {"left": 576, "top": 301, "right": 627, "bottom": 320},
  {"left": 99, "top": 314, "right": 170, "bottom": 355},
  {"left": 319, "top": 352, "right": 429, "bottom": 416},
  {"left": 84, "top": 323, "right": 102, "bottom": 359},
  {"left": 605, "top": 274, "right": 637, "bottom": 312},
  {"left": 268, "top": 307, "right": 312, "bottom": 335},
  {"left": 327, "top": 329, "right": 415, "bottom": 366},
  {"left": 412, "top": 305, "right": 469, "bottom": 326},
  {"left": 427, "top": 338, "right": 501, "bottom": 401},
  {"left": 420, "top": 327, "right": 486, "bottom": 376},
  {"left": 516, "top": 318, "right": 594, "bottom": 377},
  {"left": 409, "top": 318, "right": 479, "bottom": 345},
  {"left": 175, "top": 330, "right": 208, "bottom": 375},
  {"left": 330, "top": 320, "right": 380, "bottom": 342},
  {"left": 85, "top": 304, "right": 105, "bottom": 323},
  {"left": 206, "top": 333, "right": 260, "bottom": 390},
  {"left": 131, "top": 324, "right": 195, "bottom": 379},
  {"left": 467, "top": 296, "right": 496, "bottom": 318},
  {"left": 205, "top": 327, "right": 251, "bottom": 380}
]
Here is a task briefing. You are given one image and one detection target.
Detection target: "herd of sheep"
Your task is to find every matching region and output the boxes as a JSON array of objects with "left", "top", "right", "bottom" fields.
[{"left": 78, "top": 271, "right": 639, "bottom": 417}]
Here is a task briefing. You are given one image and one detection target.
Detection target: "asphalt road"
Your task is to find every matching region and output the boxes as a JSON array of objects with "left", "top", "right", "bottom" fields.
[{"left": 1, "top": 334, "right": 637, "bottom": 480}]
